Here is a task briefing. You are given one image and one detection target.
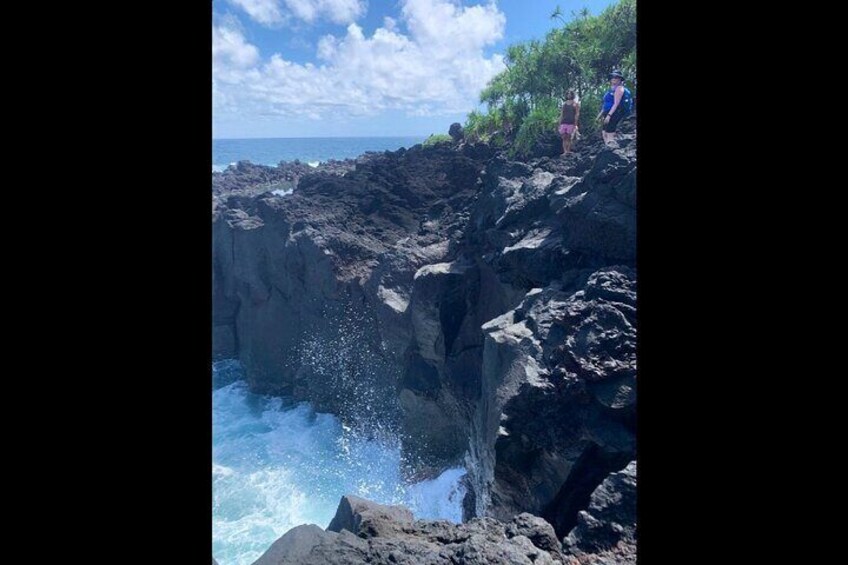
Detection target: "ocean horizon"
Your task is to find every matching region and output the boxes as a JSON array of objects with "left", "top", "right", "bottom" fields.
[{"left": 212, "top": 135, "right": 429, "bottom": 172}]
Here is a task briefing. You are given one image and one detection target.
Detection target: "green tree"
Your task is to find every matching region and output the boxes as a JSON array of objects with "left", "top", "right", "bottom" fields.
[{"left": 465, "top": 0, "right": 636, "bottom": 151}]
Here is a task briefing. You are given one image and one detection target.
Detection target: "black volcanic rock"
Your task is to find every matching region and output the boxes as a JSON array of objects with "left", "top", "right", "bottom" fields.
[
  {"left": 252, "top": 525, "right": 339, "bottom": 565},
  {"left": 526, "top": 130, "right": 564, "bottom": 160},
  {"left": 505, "top": 513, "right": 564, "bottom": 560},
  {"left": 212, "top": 144, "right": 489, "bottom": 438},
  {"left": 471, "top": 267, "right": 636, "bottom": 535},
  {"left": 562, "top": 461, "right": 637, "bottom": 564},
  {"left": 212, "top": 158, "right": 362, "bottom": 199},
  {"left": 449, "top": 122, "right": 464, "bottom": 142},
  {"left": 252, "top": 497, "right": 566, "bottom": 564},
  {"left": 327, "top": 495, "right": 414, "bottom": 539},
  {"left": 552, "top": 144, "right": 637, "bottom": 263},
  {"left": 250, "top": 464, "right": 637, "bottom": 564},
  {"left": 212, "top": 131, "right": 637, "bottom": 545}
]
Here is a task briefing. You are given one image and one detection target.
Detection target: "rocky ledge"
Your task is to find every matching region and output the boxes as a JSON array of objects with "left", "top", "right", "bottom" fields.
[
  {"left": 212, "top": 127, "right": 636, "bottom": 556},
  {"left": 212, "top": 154, "right": 381, "bottom": 199},
  {"left": 252, "top": 460, "right": 635, "bottom": 565}
]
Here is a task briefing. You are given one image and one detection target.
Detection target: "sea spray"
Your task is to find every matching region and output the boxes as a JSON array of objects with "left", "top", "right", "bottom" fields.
[
  {"left": 296, "top": 299, "right": 403, "bottom": 437},
  {"left": 212, "top": 361, "right": 466, "bottom": 565}
]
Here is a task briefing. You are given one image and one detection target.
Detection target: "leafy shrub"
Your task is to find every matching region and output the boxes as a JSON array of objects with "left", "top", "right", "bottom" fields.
[
  {"left": 513, "top": 98, "right": 561, "bottom": 158},
  {"left": 422, "top": 134, "right": 454, "bottom": 147}
]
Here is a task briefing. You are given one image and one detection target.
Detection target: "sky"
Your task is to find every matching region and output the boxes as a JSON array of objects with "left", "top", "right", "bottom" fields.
[{"left": 212, "top": 0, "right": 617, "bottom": 139}]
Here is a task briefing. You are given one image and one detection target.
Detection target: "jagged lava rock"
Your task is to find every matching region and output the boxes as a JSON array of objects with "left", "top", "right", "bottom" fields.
[
  {"left": 213, "top": 134, "right": 637, "bottom": 536},
  {"left": 253, "top": 495, "right": 566, "bottom": 565}
]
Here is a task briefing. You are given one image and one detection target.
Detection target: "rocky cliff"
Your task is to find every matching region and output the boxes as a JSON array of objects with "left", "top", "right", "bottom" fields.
[
  {"left": 251, "top": 461, "right": 635, "bottom": 564},
  {"left": 212, "top": 122, "right": 636, "bottom": 552}
]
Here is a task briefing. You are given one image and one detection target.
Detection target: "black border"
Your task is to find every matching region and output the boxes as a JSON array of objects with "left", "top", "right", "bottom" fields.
[
  {"left": 637, "top": 1, "right": 735, "bottom": 558},
  {"left": 107, "top": 1, "right": 213, "bottom": 561},
  {"left": 108, "top": 1, "right": 735, "bottom": 562}
]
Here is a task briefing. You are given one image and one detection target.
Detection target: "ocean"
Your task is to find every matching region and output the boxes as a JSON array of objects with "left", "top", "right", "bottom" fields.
[
  {"left": 212, "top": 136, "right": 427, "bottom": 172},
  {"left": 212, "top": 360, "right": 466, "bottom": 565}
]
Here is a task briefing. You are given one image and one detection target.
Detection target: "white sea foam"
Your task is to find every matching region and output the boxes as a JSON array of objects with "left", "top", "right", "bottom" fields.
[
  {"left": 405, "top": 467, "right": 467, "bottom": 524},
  {"left": 212, "top": 363, "right": 466, "bottom": 565},
  {"left": 271, "top": 188, "right": 293, "bottom": 197},
  {"left": 213, "top": 162, "right": 238, "bottom": 173},
  {"left": 308, "top": 160, "right": 321, "bottom": 168}
]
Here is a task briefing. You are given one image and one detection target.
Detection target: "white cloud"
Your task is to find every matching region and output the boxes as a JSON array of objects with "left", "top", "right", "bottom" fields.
[
  {"left": 229, "top": 0, "right": 367, "bottom": 26},
  {"left": 283, "top": 0, "right": 366, "bottom": 24},
  {"left": 212, "top": 25, "right": 260, "bottom": 68},
  {"left": 228, "top": 0, "right": 285, "bottom": 26},
  {"left": 402, "top": 0, "right": 504, "bottom": 56},
  {"left": 213, "top": 0, "right": 506, "bottom": 122}
]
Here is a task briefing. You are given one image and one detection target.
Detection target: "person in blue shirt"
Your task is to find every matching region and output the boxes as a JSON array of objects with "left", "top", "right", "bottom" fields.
[{"left": 597, "top": 70, "right": 628, "bottom": 145}]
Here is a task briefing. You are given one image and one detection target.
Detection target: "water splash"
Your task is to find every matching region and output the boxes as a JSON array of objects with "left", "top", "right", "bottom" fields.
[
  {"left": 212, "top": 361, "right": 466, "bottom": 565},
  {"left": 297, "top": 300, "right": 402, "bottom": 437}
]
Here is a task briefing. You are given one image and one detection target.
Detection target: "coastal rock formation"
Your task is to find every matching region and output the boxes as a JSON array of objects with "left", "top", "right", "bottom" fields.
[
  {"left": 212, "top": 157, "right": 371, "bottom": 198},
  {"left": 253, "top": 495, "right": 565, "bottom": 565},
  {"left": 212, "top": 131, "right": 636, "bottom": 542},
  {"left": 250, "top": 462, "right": 636, "bottom": 565},
  {"left": 472, "top": 268, "right": 636, "bottom": 535},
  {"left": 213, "top": 143, "right": 492, "bottom": 436},
  {"left": 327, "top": 495, "right": 415, "bottom": 539},
  {"left": 562, "top": 461, "right": 637, "bottom": 564},
  {"left": 563, "top": 461, "right": 637, "bottom": 551}
]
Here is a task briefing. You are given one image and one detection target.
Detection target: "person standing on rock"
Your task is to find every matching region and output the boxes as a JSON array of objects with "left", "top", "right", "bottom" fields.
[
  {"left": 558, "top": 89, "right": 580, "bottom": 156},
  {"left": 597, "top": 70, "right": 630, "bottom": 145}
]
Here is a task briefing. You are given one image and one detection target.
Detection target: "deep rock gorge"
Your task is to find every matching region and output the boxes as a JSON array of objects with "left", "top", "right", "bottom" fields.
[{"left": 212, "top": 124, "right": 636, "bottom": 562}]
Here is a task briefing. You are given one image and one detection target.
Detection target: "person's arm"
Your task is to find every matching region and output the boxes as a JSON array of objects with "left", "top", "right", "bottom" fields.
[
  {"left": 605, "top": 86, "right": 624, "bottom": 121},
  {"left": 575, "top": 101, "right": 580, "bottom": 125},
  {"left": 560, "top": 103, "right": 566, "bottom": 124}
]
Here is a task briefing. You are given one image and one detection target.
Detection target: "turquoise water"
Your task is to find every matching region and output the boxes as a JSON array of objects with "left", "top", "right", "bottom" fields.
[
  {"left": 212, "top": 360, "right": 466, "bottom": 565},
  {"left": 212, "top": 136, "right": 426, "bottom": 171}
]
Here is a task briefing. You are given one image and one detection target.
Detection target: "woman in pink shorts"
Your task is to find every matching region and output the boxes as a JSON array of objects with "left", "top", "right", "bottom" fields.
[{"left": 558, "top": 90, "right": 580, "bottom": 156}]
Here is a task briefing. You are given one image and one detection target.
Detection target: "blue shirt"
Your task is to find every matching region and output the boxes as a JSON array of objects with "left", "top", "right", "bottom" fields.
[{"left": 603, "top": 86, "right": 621, "bottom": 112}]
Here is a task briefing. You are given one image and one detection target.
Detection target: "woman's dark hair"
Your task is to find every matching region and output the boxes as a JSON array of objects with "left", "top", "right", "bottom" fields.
[{"left": 565, "top": 89, "right": 575, "bottom": 99}]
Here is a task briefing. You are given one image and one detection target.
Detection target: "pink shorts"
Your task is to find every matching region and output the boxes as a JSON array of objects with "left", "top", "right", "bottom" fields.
[{"left": 559, "top": 123, "right": 576, "bottom": 137}]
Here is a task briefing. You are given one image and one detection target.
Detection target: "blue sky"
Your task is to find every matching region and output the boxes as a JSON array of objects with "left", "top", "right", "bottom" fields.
[{"left": 213, "top": 0, "right": 617, "bottom": 139}]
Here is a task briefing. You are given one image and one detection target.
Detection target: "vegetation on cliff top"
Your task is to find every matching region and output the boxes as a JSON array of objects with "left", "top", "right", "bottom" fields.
[
  {"left": 464, "top": 0, "right": 636, "bottom": 156},
  {"left": 423, "top": 133, "right": 455, "bottom": 147}
]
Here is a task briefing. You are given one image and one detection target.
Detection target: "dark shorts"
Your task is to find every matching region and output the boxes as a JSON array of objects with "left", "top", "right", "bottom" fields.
[{"left": 603, "top": 107, "right": 626, "bottom": 132}]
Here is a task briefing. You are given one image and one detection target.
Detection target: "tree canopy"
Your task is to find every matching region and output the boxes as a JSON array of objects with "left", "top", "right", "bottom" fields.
[{"left": 464, "top": 0, "right": 636, "bottom": 156}]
